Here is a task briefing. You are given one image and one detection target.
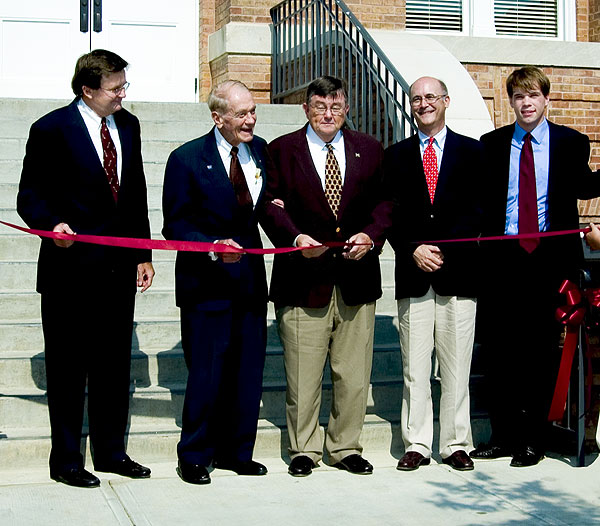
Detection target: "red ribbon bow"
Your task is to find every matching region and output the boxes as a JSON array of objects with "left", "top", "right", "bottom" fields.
[{"left": 548, "top": 280, "right": 600, "bottom": 421}]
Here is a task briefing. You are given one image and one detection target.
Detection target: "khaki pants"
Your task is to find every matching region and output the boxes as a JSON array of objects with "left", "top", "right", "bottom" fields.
[
  {"left": 398, "top": 286, "right": 476, "bottom": 458},
  {"left": 277, "top": 287, "right": 375, "bottom": 464}
]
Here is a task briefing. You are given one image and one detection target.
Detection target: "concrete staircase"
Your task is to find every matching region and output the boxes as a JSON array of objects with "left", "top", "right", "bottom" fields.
[{"left": 0, "top": 98, "right": 487, "bottom": 469}]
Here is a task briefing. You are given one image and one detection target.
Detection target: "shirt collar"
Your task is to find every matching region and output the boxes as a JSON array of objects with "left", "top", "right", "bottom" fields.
[
  {"left": 306, "top": 124, "right": 343, "bottom": 150},
  {"left": 77, "top": 97, "right": 115, "bottom": 128},
  {"left": 214, "top": 127, "right": 250, "bottom": 156},
  {"left": 514, "top": 118, "right": 548, "bottom": 145},
  {"left": 417, "top": 125, "right": 447, "bottom": 149}
]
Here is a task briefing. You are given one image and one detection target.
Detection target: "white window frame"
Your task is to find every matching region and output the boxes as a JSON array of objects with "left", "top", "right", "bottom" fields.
[{"left": 405, "top": 0, "right": 577, "bottom": 41}]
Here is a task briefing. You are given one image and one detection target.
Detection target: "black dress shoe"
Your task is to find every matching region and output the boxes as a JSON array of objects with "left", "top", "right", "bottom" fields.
[
  {"left": 510, "top": 446, "right": 544, "bottom": 467},
  {"left": 470, "top": 443, "right": 512, "bottom": 460},
  {"left": 177, "top": 460, "right": 211, "bottom": 485},
  {"left": 288, "top": 455, "right": 315, "bottom": 477},
  {"left": 51, "top": 467, "right": 100, "bottom": 488},
  {"left": 396, "top": 451, "right": 431, "bottom": 471},
  {"left": 442, "top": 450, "right": 474, "bottom": 471},
  {"left": 334, "top": 454, "right": 373, "bottom": 475},
  {"left": 212, "top": 459, "right": 267, "bottom": 476},
  {"left": 95, "top": 457, "right": 151, "bottom": 479}
]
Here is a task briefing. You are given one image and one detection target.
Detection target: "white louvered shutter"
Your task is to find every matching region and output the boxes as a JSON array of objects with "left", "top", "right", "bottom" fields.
[
  {"left": 494, "top": 0, "right": 558, "bottom": 37},
  {"left": 406, "top": 0, "right": 463, "bottom": 32}
]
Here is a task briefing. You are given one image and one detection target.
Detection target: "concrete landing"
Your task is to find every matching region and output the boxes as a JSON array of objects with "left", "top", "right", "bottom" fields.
[{"left": 1, "top": 452, "right": 598, "bottom": 526}]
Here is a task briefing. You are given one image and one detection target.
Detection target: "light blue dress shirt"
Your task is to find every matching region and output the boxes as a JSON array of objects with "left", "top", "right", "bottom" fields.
[{"left": 505, "top": 119, "right": 550, "bottom": 234}]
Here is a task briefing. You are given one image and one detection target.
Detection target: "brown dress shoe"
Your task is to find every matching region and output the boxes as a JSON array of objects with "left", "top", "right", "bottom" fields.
[
  {"left": 442, "top": 450, "right": 474, "bottom": 471},
  {"left": 396, "top": 451, "right": 430, "bottom": 471}
]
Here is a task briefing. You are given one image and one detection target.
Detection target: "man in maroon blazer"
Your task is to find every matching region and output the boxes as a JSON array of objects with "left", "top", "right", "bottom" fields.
[{"left": 261, "top": 76, "right": 391, "bottom": 477}]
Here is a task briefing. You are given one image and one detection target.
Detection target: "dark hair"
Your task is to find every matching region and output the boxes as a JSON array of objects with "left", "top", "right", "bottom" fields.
[
  {"left": 71, "top": 49, "right": 128, "bottom": 96},
  {"left": 305, "top": 76, "right": 348, "bottom": 105},
  {"left": 506, "top": 66, "right": 550, "bottom": 97}
]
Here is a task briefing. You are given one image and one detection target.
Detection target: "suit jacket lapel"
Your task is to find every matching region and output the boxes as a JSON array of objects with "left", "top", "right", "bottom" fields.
[
  {"left": 295, "top": 125, "right": 333, "bottom": 214},
  {"left": 66, "top": 100, "right": 117, "bottom": 204},
  {"left": 435, "top": 128, "right": 457, "bottom": 206}
]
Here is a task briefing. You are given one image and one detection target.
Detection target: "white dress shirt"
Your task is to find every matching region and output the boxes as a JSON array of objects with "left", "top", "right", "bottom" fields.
[
  {"left": 214, "top": 127, "right": 262, "bottom": 206},
  {"left": 77, "top": 98, "right": 123, "bottom": 183}
]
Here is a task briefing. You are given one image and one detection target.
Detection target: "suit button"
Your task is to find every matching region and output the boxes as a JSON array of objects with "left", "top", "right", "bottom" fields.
[
  {"left": 333, "top": 253, "right": 337, "bottom": 258},
  {"left": 335, "top": 227, "right": 340, "bottom": 233},
  {"left": 430, "top": 214, "right": 434, "bottom": 219}
]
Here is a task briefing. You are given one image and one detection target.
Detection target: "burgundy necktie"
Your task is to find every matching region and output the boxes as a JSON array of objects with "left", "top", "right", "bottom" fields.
[
  {"left": 230, "top": 146, "right": 253, "bottom": 211},
  {"left": 423, "top": 136, "right": 438, "bottom": 204},
  {"left": 100, "top": 117, "right": 119, "bottom": 202},
  {"left": 518, "top": 132, "right": 539, "bottom": 253}
]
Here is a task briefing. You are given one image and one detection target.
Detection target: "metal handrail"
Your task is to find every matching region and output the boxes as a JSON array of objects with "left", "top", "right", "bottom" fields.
[{"left": 270, "top": 0, "right": 416, "bottom": 147}]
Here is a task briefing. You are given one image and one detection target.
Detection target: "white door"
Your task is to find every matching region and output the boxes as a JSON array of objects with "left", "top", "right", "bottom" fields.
[{"left": 0, "top": 0, "right": 198, "bottom": 102}]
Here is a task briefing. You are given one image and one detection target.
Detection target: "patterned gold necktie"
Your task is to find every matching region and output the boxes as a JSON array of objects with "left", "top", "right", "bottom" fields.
[{"left": 325, "top": 143, "right": 342, "bottom": 217}]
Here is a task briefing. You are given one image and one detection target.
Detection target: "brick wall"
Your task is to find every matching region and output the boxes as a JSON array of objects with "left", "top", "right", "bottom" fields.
[
  {"left": 209, "top": 54, "right": 271, "bottom": 104},
  {"left": 578, "top": 0, "right": 590, "bottom": 41},
  {"left": 216, "top": 0, "right": 275, "bottom": 29},
  {"left": 344, "top": 0, "right": 405, "bottom": 30},
  {"left": 465, "top": 63, "right": 600, "bottom": 219},
  {"left": 591, "top": 0, "right": 600, "bottom": 41}
]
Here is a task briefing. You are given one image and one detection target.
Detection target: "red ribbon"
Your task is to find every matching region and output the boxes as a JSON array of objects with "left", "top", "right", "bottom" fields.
[
  {"left": 0, "top": 220, "right": 369, "bottom": 254},
  {"left": 420, "top": 227, "right": 590, "bottom": 245},
  {"left": 548, "top": 280, "right": 600, "bottom": 421}
]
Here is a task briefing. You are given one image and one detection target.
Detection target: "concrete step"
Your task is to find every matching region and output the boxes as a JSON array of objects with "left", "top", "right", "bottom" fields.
[
  {"left": 0, "top": 311, "right": 402, "bottom": 353},
  {"left": 0, "top": 285, "right": 399, "bottom": 323},
  {"left": 0, "top": 407, "right": 492, "bottom": 469},
  {"left": 0, "top": 377, "right": 408, "bottom": 429},
  {"left": 0, "top": 341, "right": 403, "bottom": 392}
]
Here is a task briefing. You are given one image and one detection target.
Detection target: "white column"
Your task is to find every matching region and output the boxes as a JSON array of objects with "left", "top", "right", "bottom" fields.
[{"left": 469, "top": 0, "right": 495, "bottom": 37}]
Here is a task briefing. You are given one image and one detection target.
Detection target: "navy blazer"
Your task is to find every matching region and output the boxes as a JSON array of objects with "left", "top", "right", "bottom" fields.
[
  {"left": 480, "top": 120, "right": 600, "bottom": 278},
  {"left": 385, "top": 128, "right": 483, "bottom": 299},
  {"left": 261, "top": 124, "right": 392, "bottom": 309},
  {"left": 162, "top": 128, "right": 268, "bottom": 310},
  {"left": 17, "top": 99, "right": 151, "bottom": 294}
]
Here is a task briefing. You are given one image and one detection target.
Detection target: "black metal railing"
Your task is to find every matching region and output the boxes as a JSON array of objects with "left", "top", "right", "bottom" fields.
[{"left": 270, "top": 0, "right": 416, "bottom": 147}]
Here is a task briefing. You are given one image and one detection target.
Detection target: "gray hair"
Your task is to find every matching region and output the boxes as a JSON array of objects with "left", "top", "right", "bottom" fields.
[{"left": 207, "top": 80, "right": 251, "bottom": 113}]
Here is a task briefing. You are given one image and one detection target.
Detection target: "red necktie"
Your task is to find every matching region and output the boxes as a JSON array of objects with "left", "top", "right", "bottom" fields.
[
  {"left": 100, "top": 117, "right": 119, "bottom": 202},
  {"left": 518, "top": 132, "right": 539, "bottom": 253},
  {"left": 230, "top": 146, "right": 253, "bottom": 211},
  {"left": 423, "top": 136, "right": 437, "bottom": 203}
]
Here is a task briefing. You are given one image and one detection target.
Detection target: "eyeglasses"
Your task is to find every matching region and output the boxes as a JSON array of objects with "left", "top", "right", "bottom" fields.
[
  {"left": 101, "top": 82, "right": 130, "bottom": 96},
  {"left": 310, "top": 104, "right": 347, "bottom": 116},
  {"left": 410, "top": 93, "right": 447, "bottom": 106},
  {"left": 229, "top": 108, "right": 256, "bottom": 120}
]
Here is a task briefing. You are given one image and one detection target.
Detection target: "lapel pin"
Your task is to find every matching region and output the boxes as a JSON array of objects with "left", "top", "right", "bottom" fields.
[
  {"left": 207, "top": 164, "right": 213, "bottom": 170},
  {"left": 355, "top": 153, "right": 360, "bottom": 158}
]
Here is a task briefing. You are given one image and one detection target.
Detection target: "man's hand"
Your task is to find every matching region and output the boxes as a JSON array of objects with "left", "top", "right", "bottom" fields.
[
  {"left": 297, "top": 234, "right": 328, "bottom": 258},
  {"left": 52, "top": 222, "right": 76, "bottom": 248},
  {"left": 215, "top": 238, "right": 243, "bottom": 263},
  {"left": 137, "top": 262, "right": 155, "bottom": 293},
  {"left": 343, "top": 232, "right": 372, "bottom": 261},
  {"left": 413, "top": 244, "right": 444, "bottom": 272},
  {"left": 586, "top": 222, "right": 600, "bottom": 250}
]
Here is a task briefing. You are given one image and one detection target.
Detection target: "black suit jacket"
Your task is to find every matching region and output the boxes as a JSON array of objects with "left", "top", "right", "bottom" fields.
[
  {"left": 385, "top": 128, "right": 482, "bottom": 299},
  {"left": 162, "top": 128, "right": 268, "bottom": 310},
  {"left": 261, "top": 124, "right": 392, "bottom": 308},
  {"left": 17, "top": 99, "right": 151, "bottom": 294},
  {"left": 480, "top": 120, "right": 600, "bottom": 280}
]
